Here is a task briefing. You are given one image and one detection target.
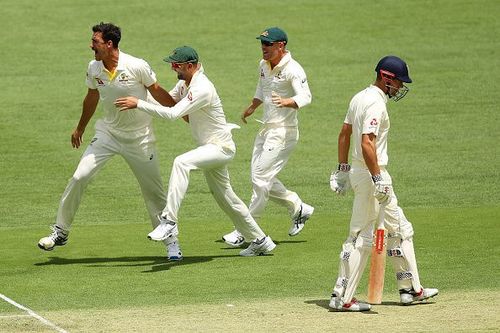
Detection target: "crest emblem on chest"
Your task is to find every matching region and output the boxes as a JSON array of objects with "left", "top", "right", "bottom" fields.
[{"left": 118, "top": 73, "right": 129, "bottom": 83}]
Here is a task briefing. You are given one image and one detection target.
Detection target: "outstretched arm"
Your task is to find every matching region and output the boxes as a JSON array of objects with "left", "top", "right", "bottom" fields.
[{"left": 115, "top": 86, "right": 210, "bottom": 121}]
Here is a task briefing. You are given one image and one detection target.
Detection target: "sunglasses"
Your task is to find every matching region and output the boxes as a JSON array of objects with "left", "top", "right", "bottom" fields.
[
  {"left": 171, "top": 61, "right": 197, "bottom": 69},
  {"left": 171, "top": 62, "right": 186, "bottom": 69},
  {"left": 261, "top": 40, "right": 276, "bottom": 46}
]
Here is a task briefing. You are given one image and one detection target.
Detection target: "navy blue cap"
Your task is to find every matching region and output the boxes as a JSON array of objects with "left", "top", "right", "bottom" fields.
[{"left": 375, "top": 56, "right": 412, "bottom": 83}]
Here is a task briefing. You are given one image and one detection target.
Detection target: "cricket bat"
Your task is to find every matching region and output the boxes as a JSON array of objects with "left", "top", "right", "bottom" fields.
[{"left": 367, "top": 205, "right": 386, "bottom": 304}]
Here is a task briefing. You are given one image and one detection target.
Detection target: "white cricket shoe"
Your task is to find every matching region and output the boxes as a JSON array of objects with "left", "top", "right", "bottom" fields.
[
  {"left": 331, "top": 298, "right": 371, "bottom": 312},
  {"left": 38, "top": 225, "right": 69, "bottom": 251},
  {"left": 400, "top": 287, "right": 439, "bottom": 305},
  {"left": 165, "top": 239, "right": 183, "bottom": 261},
  {"left": 148, "top": 216, "right": 179, "bottom": 241},
  {"left": 239, "top": 236, "right": 276, "bottom": 257},
  {"left": 222, "top": 229, "right": 246, "bottom": 247},
  {"left": 328, "top": 294, "right": 341, "bottom": 310},
  {"left": 288, "top": 203, "right": 314, "bottom": 236}
]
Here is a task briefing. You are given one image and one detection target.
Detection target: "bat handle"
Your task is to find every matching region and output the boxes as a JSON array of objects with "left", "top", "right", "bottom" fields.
[
  {"left": 374, "top": 203, "right": 387, "bottom": 253},
  {"left": 377, "top": 202, "right": 386, "bottom": 229}
]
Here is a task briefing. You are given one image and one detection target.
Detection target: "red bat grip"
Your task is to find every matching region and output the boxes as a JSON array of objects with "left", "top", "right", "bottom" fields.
[{"left": 375, "top": 229, "right": 385, "bottom": 253}]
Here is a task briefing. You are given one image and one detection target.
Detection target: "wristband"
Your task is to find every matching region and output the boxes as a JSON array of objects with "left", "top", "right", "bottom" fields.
[
  {"left": 371, "top": 174, "right": 382, "bottom": 183},
  {"left": 337, "top": 163, "right": 351, "bottom": 172}
]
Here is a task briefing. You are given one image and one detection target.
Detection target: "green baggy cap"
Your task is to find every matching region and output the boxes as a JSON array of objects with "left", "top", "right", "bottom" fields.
[
  {"left": 163, "top": 46, "right": 199, "bottom": 63},
  {"left": 256, "top": 27, "right": 288, "bottom": 44}
]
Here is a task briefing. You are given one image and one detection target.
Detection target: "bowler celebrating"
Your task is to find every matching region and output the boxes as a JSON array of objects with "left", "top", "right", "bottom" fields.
[{"left": 38, "top": 22, "right": 182, "bottom": 260}]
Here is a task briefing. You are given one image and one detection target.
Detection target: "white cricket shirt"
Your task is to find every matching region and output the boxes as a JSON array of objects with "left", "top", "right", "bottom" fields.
[
  {"left": 254, "top": 52, "right": 312, "bottom": 126},
  {"left": 344, "top": 85, "right": 390, "bottom": 166},
  {"left": 136, "top": 65, "right": 238, "bottom": 151},
  {"left": 86, "top": 51, "right": 157, "bottom": 139}
]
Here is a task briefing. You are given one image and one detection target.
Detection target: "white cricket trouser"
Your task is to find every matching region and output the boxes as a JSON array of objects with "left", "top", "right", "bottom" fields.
[
  {"left": 162, "top": 143, "right": 266, "bottom": 241},
  {"left": 348, "top": 164, "right": 413, "bottom": 239},
  {"left": 248, "top": 126, "right": 302, "bottom": 219},
  {"left": 334, "top": 163, "right": 419, "bottom": 302},
  {"left": 56, "top": 129, "right": 166, "bottom": 230}
]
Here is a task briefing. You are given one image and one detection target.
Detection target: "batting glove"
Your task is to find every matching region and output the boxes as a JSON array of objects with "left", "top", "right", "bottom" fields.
[
  {"left": 330, "top": 163, "right": 351, "bottom": 195},
  {"left": 372, "top": 174, "right": 392, "bottom": 204}
]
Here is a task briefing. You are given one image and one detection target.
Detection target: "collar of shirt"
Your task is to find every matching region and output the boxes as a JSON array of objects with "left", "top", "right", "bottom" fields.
[
  {"left": 370, "top": 84, "right": 388, "bottom": 104},
  {"left": 179, "top": 63, "right": 205, "bottom": 90},
  {"left": 266, "top": 51, "right": 292, "bottom": 72},
  {"left": 96, "top": 50, "right": 125, "bottom": 77},
  {"left": 190, "top": 63, "right": 204, "bottom": 84}
]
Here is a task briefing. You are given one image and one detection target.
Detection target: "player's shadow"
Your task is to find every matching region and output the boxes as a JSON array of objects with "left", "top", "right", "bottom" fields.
[
  {"left": 380, "top": 300, "right": 436, "bottom": 306},
  {"left": 215, "top": 239, "right": 307, "bottom": 249},
  {"left": 34, "top": 254, "right": 242, "bottom": 273},
  {"left": 304, "top": 299, "right": 379, "bottom": 314}
]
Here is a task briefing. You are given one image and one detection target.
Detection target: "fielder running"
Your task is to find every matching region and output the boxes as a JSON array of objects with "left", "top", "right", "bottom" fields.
[
  {"left": 223, "top": 27, "right": 314, "bottom": 247},
  {"left": 329, "top": 56, "right": 438, "bottom": 311},
  {"left": 37, "top": 22, "right": 183, "bottom": 260},
  {"left": 115, "top": 46, "right": 276, "bottom": 257}
]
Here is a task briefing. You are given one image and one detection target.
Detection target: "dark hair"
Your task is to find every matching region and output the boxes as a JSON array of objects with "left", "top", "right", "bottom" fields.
[{"left": 92, "top": 22, "right": 121, "bottom": 48}]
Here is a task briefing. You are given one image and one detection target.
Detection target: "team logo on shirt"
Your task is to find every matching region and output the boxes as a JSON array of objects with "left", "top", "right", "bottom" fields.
[
  {"left": 275, "top": 71, "right": 282, "bottom": 79},
  {"left": 370, "top": 118, "right": 378, "bottom": 126},
  {"left": 95, "top": 78, "right": 104, "bottom": 85},
  {"left": 118, "top": 73, "right": 129, "bottom": 83},
  {"left": 260, "top": 69, "right": 265, "bottom": 78},
  {"left": 187, "top": 91, "right": 193, "bottom": 102}
]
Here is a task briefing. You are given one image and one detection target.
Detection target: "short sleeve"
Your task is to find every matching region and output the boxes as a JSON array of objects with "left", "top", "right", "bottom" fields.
[
  {"left": 136, "top": 59, "right": 157, "bottom": 88},
  {"left": 362, "top": 104, "right": 384, "bottom": 136},
  {"left": 86, "top": 62, "right": 96, "bottom": 89}
]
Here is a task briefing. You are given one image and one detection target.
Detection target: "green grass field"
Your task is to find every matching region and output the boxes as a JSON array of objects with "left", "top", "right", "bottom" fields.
[{"left": 1, "top": 0, "right": 499, "bottom": 332}]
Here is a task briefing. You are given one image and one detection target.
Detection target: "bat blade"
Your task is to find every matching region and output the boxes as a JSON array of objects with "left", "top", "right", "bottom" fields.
[{"left": 367, "top": 228, "right": 386, "bottom": 304}]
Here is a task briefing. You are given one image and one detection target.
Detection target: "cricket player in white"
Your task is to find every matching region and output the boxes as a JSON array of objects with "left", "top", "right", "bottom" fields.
[
  {"left": 223, "top": 27, "right": 314, "bottom": 247},
  {"left": 115, "top": 46, "right": 276, "bottom": 257},
  {"left": 328, "top": 56, "right": 438, "bottom": 311},
  {"left": 37, "top": 22, "right": 183, "bottom": 260}
]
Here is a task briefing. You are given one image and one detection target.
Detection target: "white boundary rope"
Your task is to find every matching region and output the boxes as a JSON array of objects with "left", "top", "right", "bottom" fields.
[{"left": 0, "top": 293, "right": 68, "bottom": 333}]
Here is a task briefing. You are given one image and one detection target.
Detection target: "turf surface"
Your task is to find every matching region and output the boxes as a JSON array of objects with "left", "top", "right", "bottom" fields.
[{"left": 1, "top": 0, "right": 499, "bottom": 331}]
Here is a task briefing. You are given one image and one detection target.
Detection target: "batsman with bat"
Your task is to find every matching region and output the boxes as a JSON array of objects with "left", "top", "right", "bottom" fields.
[{"left": 328, "top": 56, "right": 438, "bottom": 311}]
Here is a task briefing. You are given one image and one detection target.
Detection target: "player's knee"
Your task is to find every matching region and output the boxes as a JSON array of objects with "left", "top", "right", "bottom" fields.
[
  {"left": 386, "top": 208, "right": 414, "bottom": 240},
  {"left": 172, "top": 156, "right": 194, "bottom": 172},
  {"left": 387, "top": 236, "right": 404, "bottom": 258},
  {"left": 357, "top": 234, "right": 373, "bottom": 249},
  {"left": 339, "top": 237, "right": 355, "bottom": 260},
  {"left": 71, "top": 168, "right": 93, "bottom": 182},
  {"left": 252, "top": 178, "right": 272, "bottom": 193}
]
